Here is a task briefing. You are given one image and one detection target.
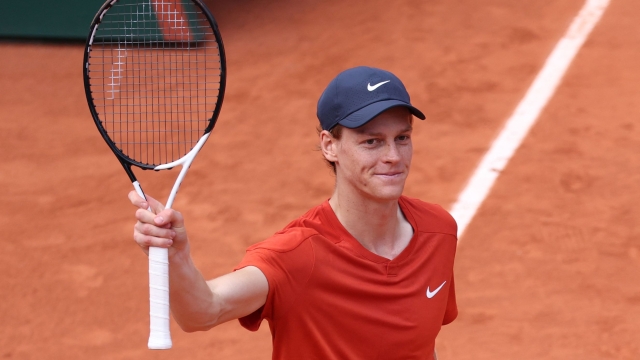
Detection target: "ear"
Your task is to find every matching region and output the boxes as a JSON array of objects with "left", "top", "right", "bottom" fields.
[{"left": 319, "top": 130, "right": 339, "bottom": 163}]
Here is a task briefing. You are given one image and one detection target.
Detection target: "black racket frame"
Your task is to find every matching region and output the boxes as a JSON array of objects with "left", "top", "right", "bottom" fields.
[{"left": 83, "top": 0, "right": 226, "bottom": 181}]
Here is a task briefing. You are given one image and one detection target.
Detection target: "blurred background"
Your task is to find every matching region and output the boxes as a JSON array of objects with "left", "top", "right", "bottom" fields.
[{"left": 1, "top": 0, "right": 638, "bottom": 359}]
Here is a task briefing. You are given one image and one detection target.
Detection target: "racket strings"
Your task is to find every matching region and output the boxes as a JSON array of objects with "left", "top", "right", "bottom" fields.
[{"left": 88, "top": 0, "right": 222, "bottom": 166}]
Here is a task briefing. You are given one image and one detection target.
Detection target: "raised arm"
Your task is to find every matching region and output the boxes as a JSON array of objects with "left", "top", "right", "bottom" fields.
[{"left": 130, "top": 191, "right": 268, "bottom": 332}]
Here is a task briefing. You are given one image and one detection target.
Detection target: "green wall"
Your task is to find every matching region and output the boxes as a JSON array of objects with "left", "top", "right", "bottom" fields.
[{"left": 0, "top": 0, "right": 107, "bottom": 40}]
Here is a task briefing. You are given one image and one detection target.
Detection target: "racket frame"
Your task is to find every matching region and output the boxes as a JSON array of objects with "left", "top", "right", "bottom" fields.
[{"left": 83, "top": 0, "right": 226, "bottom": 350}]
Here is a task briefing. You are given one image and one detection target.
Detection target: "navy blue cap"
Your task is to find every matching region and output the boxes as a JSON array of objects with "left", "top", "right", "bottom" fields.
[{"left": 317, "top": 66, "right": 425, "bottom": 131}]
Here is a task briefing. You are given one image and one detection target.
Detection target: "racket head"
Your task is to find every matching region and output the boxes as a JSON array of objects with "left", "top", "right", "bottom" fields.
[{"left": 83, "top": 0, "right": 226, "bottom": 170}]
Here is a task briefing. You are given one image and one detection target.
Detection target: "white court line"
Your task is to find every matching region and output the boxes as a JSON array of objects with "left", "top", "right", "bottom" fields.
[{"left": 449, "top": 0, "right": 610, "bottom": 239}]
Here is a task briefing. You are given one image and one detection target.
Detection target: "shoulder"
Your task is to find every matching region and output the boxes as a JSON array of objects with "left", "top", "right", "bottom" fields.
[
  {"left": 399, "top": 196, "right": 458, "bottom": 237},
  {"left": 236, "top": 207, "right": 325, "bottom": 293},
  {"left": 235, "top": 208, "right": 326, "bottom": 329},
  {"left": 245, "top": 203, "right": 325, "bottom": 254},
  {"left": 246, "top": 227, "right": 319, "bottom": 254}
]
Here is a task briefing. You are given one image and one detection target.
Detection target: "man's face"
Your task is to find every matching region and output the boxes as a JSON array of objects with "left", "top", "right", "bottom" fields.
[{"left": 332, "top": 107, "right": 413, "bottom": 202}]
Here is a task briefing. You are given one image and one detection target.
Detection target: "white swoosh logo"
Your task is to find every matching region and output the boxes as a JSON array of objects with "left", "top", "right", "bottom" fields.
[
  {"left": 426, "top": 281, "right": 447, "bottom": 299},
  {"left": 367, "top": 80, "right": 390, "bottom": 91}
]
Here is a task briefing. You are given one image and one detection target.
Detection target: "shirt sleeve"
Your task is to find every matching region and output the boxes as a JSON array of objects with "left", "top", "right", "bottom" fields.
[
  {"left": 233, "top": 234, "right": 315, "bottom": 331},
  {"left": 442, "top": 273, "right": 458, "bottom": 325}
]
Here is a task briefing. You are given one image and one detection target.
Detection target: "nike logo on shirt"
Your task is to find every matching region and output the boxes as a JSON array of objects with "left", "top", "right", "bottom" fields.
[
  {"left": 426, "top": 281, "right": 447, "bottom": 298},
  {"left": 367, "top": 80, "right": 390, "bottom": 91}
]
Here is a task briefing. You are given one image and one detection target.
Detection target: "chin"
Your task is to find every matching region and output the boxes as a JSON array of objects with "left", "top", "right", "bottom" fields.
[
  {"left": 367, "top": 175, "right": 406, "bottom": 199},
  {"left": 367, "top": 186, "right": 405, "bottom": 202}
]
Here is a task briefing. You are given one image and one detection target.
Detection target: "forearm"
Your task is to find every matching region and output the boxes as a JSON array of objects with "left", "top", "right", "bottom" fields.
[
  {"left": 168, "top": 249, "right": 220, "bottom": 332},
  {"left": 129, "top": 194, "right": 259, "bottom": 331}
]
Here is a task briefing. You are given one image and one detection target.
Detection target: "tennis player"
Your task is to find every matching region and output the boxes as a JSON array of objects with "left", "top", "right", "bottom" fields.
[{"left": 130, "top": 66, "right": 458, "bottom": 359}]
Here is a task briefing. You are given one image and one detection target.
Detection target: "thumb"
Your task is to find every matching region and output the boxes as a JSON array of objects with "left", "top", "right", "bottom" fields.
[
  {"left": 128, "top": 190, "right": 165, "bottom": 214},
  {"left": 153, "top": 209, "right": 188, "bottom": 249},
  {"left": 154, "top": 208, "right": 185, "bottom": 229}
]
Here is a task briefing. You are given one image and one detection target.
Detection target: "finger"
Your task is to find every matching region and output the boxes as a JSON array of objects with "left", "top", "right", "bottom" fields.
[
  {"left": 128, "top": 190, "right": 164, "bottom": 213},
  {"left": 128, "top": 190, "right": 164, "bottom": 214},
  {"left": 133, "top": 231, "right": 174, "bottom": 249},
  {"left": 135, "top": 207, "right": 156, "bottom": 224},
  {"left": 128, "top": 191, "right": 165, "bottom": 213},
  {"left": 135, "top": 209, "right": 174, "bottom": 232},
  {"left": 145, "top": 194, "right": 165, "bottom": 214},
  {"left": 128, "top": 190, "right": 148, "bottom": 209},
  {"left": 135, "top": 221, "right": 176, "bottom": 239},
  {"left": 153, "top": 208, "right": 185, "bottom": 229}
]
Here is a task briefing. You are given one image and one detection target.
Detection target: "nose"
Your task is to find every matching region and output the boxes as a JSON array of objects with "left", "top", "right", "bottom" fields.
[{"left": 382, "top": 142, "right": 401, "bottom": 163}]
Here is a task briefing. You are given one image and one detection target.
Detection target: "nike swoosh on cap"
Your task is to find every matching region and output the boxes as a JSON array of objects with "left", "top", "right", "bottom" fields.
[
  {"left": 426, "top": 281, "right": 447, "bottom": 299},
  {"left": 367, "top": 80, "right": 390, "bottom": 91}
]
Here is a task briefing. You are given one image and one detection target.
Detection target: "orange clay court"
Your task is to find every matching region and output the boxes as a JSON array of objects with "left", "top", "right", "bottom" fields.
[{"left": 0, "top": 0, "right": 638, "bottom": 359}]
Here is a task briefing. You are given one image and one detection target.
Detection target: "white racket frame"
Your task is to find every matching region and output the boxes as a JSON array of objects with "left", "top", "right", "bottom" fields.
[{"left": 132, "top": 132, "right": 210, "bottom": 349}]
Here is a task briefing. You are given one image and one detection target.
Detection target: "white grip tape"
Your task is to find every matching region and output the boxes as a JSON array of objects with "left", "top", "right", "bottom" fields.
[
  {"left": 132, "top": 181, "right": 172, "bottom": 349},
  {"left": 148, "top": 246, "right": 172, "bottom": 349},
  {"left": 133, "top": 135, "right": 211, "bottom": 349}
]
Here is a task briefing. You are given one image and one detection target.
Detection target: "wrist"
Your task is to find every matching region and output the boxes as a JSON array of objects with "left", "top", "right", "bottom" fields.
[{"left": 168, "top": 244, "right": 192, "bottom": 265}]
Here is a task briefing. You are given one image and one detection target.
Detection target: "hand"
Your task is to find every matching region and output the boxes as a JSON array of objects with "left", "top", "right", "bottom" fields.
[{"left": 129, "top": 191, "right": 190, "bottom": 257}]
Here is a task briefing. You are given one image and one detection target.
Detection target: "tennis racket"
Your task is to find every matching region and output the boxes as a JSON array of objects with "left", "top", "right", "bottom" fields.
[{"left": 83, "top": 0, "right": 226, "bottom": 349}]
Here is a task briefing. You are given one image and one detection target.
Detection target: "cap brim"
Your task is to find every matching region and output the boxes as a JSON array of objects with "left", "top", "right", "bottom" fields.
[{"left": 337, "top": 100, "right": 426, "bottom": 129}]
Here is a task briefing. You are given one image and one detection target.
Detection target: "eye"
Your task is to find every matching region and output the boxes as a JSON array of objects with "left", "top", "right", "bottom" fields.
[
  {"left": 364, "top": 138, "right": 378, "bottom": 145},
  {"left": 397, "top": 135, "right": 410, "bottom": 141}
]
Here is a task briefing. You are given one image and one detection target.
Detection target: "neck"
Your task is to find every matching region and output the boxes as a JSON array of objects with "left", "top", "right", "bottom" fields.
[{"left": 328, "top": 185, "right": 412, "bottom": 259}]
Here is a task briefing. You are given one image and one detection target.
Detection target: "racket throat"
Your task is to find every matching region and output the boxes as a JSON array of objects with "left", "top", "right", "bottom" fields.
[{"left": 156, "top": 133, "right": 211, "bottom": 209}]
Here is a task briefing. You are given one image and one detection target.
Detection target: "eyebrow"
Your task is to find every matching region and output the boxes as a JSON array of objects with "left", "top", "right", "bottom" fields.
[{"left": 355, "top": 125, "right": 413, "bottom": 136}]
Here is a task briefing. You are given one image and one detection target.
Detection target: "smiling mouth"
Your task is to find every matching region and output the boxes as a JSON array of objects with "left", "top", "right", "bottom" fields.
[{"left": 375, "top": 172, "right": 403, "bottom": 177}]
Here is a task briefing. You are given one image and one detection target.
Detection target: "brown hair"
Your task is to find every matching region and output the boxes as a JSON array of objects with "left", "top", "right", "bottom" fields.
[{"left": 317, "top": 125, "right": 344, "bottom": 174}]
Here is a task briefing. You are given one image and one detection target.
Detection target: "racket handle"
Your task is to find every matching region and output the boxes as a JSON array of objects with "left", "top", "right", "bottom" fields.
[
  {"left": 148, "top": 246, "right": 172, "bottom": 349},
  {"left": 132, "top": 181, "right": 172, "bottom": 349}
]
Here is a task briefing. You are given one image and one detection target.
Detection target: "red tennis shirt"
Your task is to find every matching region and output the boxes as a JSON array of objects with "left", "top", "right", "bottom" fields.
[{"left": 234, "top": 196, "right": 458, "bottom": 359}]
